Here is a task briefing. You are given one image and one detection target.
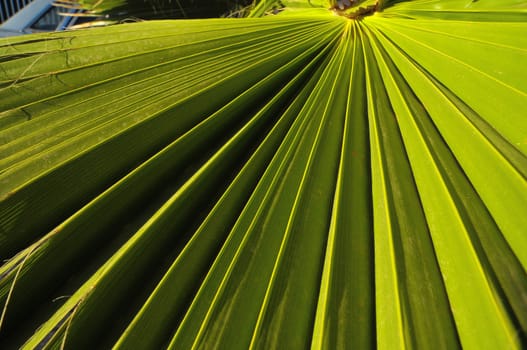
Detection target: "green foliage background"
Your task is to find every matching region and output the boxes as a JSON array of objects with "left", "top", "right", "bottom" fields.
[{"left": 0, "top": 0, "right": 526, "bottom": 348}]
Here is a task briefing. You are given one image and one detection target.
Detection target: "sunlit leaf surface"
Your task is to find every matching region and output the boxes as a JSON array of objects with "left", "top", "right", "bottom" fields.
[{"left": 0, "top": 0, "right": 526, "bottom": 348}]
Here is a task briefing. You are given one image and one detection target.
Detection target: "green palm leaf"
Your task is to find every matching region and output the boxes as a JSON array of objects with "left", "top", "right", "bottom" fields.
[
  {"left": 1, "top": 0, "right": 526, "bottom": 348},
  {"left": 54, "top": 0, "right": 255, "bottom": 21}
]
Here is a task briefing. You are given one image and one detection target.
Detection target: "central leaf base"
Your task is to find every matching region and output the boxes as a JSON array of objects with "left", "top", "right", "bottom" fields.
[{"left": 331, "top": 0, "right": 378, "bottom": 19}]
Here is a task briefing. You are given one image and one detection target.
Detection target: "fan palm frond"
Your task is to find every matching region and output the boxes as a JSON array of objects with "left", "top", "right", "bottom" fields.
[{"left": 0, "top": 0, "right": 526, "bottom": 348}]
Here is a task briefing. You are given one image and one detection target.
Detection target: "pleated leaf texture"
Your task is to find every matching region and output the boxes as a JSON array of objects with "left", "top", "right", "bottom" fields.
[{"left": 1, "top": 0, "right": 527, "bottom": 348}]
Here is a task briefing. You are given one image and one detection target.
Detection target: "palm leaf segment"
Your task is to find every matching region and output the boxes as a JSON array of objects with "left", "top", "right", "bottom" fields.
[
  {"left": 1, "top": 0, "right": 526, "bottom": 348},
  {"left": 54, "top": 0, "right": 255, "bottom": 20}
]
